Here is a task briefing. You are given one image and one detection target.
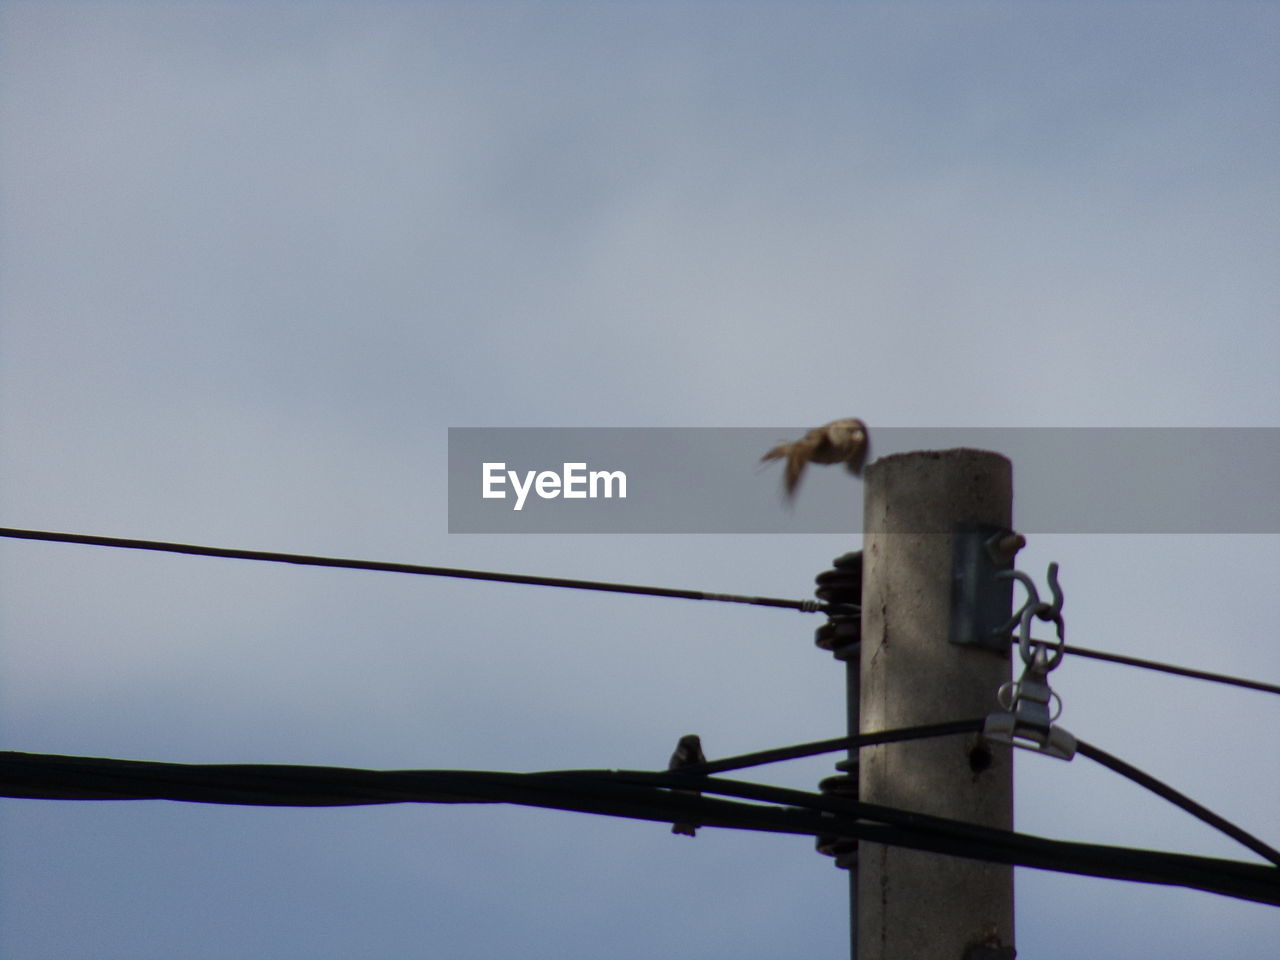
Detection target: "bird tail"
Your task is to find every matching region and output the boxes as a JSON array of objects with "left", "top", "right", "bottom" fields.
[{"left": 760, "top": 443, "right": 808, "bottom": 498}]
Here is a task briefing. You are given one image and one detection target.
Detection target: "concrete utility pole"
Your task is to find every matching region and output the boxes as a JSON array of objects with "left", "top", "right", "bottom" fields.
[{"left": 859, "top": 449, "right": 1015, "bottom": 960}]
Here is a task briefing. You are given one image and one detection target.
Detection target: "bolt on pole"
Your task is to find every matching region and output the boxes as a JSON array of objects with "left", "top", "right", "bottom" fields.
[{"left": 858, "top": 449, "right": 1015, "bottom": 960}]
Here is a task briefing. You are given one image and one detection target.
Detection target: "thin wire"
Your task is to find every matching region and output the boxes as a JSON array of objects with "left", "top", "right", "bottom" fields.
[
  {"left": 0, "top": 527, "right": 822, "bottom": 614},
  {"left": 4, "top": 526, "right": 1278, "bottom": 698},
  {"left": 1064, "top": 643, "right": 1280, "bottom": 697}
]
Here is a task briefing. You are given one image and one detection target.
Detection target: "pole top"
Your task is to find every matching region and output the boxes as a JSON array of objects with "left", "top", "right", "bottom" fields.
[{"left": 864, "top": 448, "right": 1012, "bottom": 535}]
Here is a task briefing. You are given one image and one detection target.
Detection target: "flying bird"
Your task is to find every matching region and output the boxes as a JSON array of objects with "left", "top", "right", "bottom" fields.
[
  {"left": 668, "top": 734, "right": 705, "bottom": 837},
  {"left": 761, "top": 417, "right": 869, "bottom": 499}
]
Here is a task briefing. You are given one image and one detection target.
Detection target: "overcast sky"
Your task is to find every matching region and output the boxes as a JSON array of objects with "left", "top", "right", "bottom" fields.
[{"left": 2, "top": 2, "right": 1278, "bottom": 958}]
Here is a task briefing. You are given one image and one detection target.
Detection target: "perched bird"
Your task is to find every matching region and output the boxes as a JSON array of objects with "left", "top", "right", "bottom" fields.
[
  {"left": 761, "top": 417, "right": 869, "bottom": 499},
  {"left": 668, "top": 734, "right": 705, "bottom": 837}
]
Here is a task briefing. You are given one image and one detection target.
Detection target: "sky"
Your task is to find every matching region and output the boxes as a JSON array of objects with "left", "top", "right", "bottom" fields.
[{"left": 1, "top": 2, "right": 1278, "bottom": 957}]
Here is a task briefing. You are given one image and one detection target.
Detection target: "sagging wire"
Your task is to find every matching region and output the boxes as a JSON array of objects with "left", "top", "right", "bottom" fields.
[
  {"left": 3, "top": 527, "right": 1277, "bottom": 695},
  {"left": 2, "top": 749, "right": 1277, "bottom": 906},
  {"left": 1074, "top": 738, "right": 1280, "bottom": 868},
  {"left": 1062, "top": 643, "right": 1280, "bottom": 696},
  {"left": 682, "top": 721, "right": 1280, "bottom": 869},
  {"left": 674, "top": 719, "right": 986, "bottom": 776},
  {"left": 0, "top": 527, "right": 827, "bottom": 614}
]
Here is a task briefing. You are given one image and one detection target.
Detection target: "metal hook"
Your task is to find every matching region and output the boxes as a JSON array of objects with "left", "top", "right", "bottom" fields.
[
  {"left": 994, "top": 568, "right": 1039, "bottom": 637},
  {"left": 995, "top": 562, "right": 1064, "bottom": 638},
  {"left": 1040, "top": 561, "right": 1063, "bottom": 620},
  {"left": 997, "top": 568, "right": 1040, "bottom": 608}
]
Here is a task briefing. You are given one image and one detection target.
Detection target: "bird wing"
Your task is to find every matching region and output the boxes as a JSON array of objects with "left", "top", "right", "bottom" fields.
[{"left": 762, "top": 420, "right": 868, "bottom": 497}]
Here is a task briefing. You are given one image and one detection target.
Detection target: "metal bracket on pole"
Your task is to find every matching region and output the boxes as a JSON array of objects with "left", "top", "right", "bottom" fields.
[{"left": 949, "top": 523, "right": 1024, "bottom": 653}]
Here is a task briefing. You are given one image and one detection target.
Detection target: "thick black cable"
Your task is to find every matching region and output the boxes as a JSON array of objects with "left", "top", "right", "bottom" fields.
[
  {"left": 1074, "top": 738, "right": 1280, "bottom": 867},
  {"left": 2, "top": 750, "right": 1277, "bottom": 906},
  {"left": 605, "top": 770, "right": 1280, "bottom": 906},
  {"left": 666, "top": 722, "right": 1280, "bottom": 868},
  {"left": 677, "top": 719, "right": 986, "bottom": 775},
  {"left": 0, "top": 527, "right": 821, "bottom": 613}
]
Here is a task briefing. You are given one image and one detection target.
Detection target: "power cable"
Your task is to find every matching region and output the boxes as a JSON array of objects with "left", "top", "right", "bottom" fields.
[
  {"left": 678, "top": 719, "right": 986, "bottom": 776},
  {"left": 1074, "top": 738, "right": 1280, "bottom": 867},
  {"left": 2, "top": 750, "right": 1277, "bottom": 906},
  {"left": 0, "top": 527, "right": 823, "bottom": 614},
  {"left": 4, "top": 527, "right": 1278, "bottom": 695},
  {"left": 1063, "top": 643, "right": 1280, "bottom": 696},
  {"left": 666, "top": 723, "right": 1280, "bottom": 868}
]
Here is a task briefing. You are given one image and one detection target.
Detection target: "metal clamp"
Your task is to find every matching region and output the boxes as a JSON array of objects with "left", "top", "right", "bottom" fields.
[{"left": 984, "top": 564, "right": 1076, "bottom": 761}]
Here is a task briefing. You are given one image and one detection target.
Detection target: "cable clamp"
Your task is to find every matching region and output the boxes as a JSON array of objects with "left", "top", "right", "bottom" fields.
[{"left": 985, "top": 568, "right": 1077, "bottom": 761}]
